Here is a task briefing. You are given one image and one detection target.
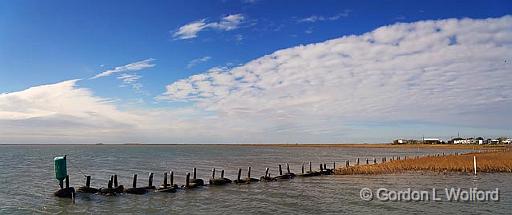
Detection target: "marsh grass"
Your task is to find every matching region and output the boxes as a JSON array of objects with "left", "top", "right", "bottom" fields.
[{"left": 335, "top": 150, "right": 512, "bottom": 175}]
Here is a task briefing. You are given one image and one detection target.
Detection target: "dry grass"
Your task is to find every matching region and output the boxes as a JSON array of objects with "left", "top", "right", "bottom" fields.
[{"left": 335, "top": 150, "right": 512, "bottom": 175}]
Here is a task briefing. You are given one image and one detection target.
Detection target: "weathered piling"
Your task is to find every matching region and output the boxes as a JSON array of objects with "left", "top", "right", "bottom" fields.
[
  {"left": 260, "top": 167, "right": 275, "bottom": 181},
  {"left": 190, "top": 168, "right": 204, "bottom": 186},
  {"left": 366, "top": 158, "right": 369, "bottom": 165},
  {"left": 55, "top": 175, "right": 75, "bottom": 198},
  {"left": 186, "top": 173, "right": 190, "bottom": 188},
  {"left": 246, "top": 166, "right": 259, "bottom": 183},
  {"left": 357, "top": 158, "right": 360, "bottom": 165},
  {"left": 234, "top": 168, "right": 244, "bottom": 184},
  {"left": 299, "top": 162, "right": 321, "bottom": 177},
  {"left": 99, "top": 175, "right": 118, "bottom": 196},
  {"left": 125, "top": 174, "right": 148, "bottom": 195},
  {"left": 170, "top": 171, "right": 174, "bottom": 186},
  {"left": 210, "top": 169, "right": 232, "bottom": 185},
  {"left": 373, "top": 158, "right": 377, "bottom": 164},
  {"left": 163, "top": 172, "right": 168, "bottom": 188},
  {"left": 274, "top": 164, "right": 296, "bottom": 180},
  {"left": 320, "top": 163, "right": 333, "bottom": 175},
  {"left": 77, "top": 175, "right": 99, "bottom": 193},
  {"left": 147, "top": 172, "right": 155, "bottom": 189},
  {"left": 157, "top": 172, "right": 177, "bottom": 193},
  {"left": 346, "top": 160, "right": 349, "bottom": 167}
]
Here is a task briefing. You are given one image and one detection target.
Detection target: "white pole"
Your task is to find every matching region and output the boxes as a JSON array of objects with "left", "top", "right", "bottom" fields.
[{"left": 473, "top": 156, "right": 477, "bottom": 175}]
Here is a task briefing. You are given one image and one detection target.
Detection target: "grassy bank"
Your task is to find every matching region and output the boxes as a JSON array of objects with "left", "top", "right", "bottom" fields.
[{"left": 335, "top": 150, "right": 512, "bottom": 175}]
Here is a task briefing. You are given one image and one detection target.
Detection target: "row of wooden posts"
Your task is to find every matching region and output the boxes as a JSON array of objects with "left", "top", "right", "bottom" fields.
[{"left": 56, "top": 152, "right": 461, "bottom": 198}]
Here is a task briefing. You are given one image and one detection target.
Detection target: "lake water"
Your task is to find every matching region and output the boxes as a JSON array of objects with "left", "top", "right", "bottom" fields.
[{"left": 0, "top": 145, "right": 510, "bottom": 214}]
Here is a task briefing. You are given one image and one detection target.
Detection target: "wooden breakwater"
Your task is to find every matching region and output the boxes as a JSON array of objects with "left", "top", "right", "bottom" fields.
[{"left": 55, "top": 149, "right": 510, "bottom": 200}]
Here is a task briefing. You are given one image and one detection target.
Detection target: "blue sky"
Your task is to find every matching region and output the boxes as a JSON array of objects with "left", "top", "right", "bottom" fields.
[{"left": 0, "top": 0, "right": 511, "bottom": 143}]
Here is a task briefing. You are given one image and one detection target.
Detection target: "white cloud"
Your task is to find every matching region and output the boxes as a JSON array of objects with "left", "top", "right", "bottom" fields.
[
  {"left": 172, "top": 19, "right": 209, "bottom": 40},
  {"left": 160, "top": 16, "right": 512, "bottom": 141},
  {"left": 298, "top": 10, "right": 351, "bottom": 23},
  {"left": 187, "top": 56, "right": 212, "bottom": 69},
  {"left": 91, "top": 58, "right": 155, "bottom": 79},
  {"left": 173, "top": 14, "right": 245, "bottom": 40},
  {"left": 2, "top": 16, "right": 511, "bottom": 144},
  {"left": 117, "top": 73, "right": 145, "bottom": 92},
  {"left": 0, "top": 80, "right": 221, "bottom": 143}
]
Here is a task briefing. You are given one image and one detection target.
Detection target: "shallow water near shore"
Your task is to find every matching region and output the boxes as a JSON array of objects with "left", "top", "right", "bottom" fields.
[{"left": 1, "top": 144, "right": 510, "bottom": 214}]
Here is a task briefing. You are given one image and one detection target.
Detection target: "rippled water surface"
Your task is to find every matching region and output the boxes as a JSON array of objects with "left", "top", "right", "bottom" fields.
[{"left": 0, "top": 145, "right": 510, "bottom": 214}]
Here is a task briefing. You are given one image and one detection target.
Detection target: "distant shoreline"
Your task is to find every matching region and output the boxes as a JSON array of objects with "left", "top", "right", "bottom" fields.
[{"left": 0, "top": 143, "right": 508, "bottom": 150}]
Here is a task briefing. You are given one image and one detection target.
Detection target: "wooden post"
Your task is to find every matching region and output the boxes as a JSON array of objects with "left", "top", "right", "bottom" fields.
[
  {"left": 404, "top": 156, "right": 407, "bottom": 160},
  {"left": 221, "top": 170, "right": 225, "bottom": 178},
  {"left": 301, "top": 163, "right": 304, "bottom": 174},
  {"left": 186, "top": 173, "right": 190, "bottom": 187},
  {"left": 309, "top": 161, "right": 312, "bottom": 172},
  {"left": 212, "top": 168, "right": 216, "bottom": 179},
  {"left": 286, "top": 163, "right": 290, "bottom": 174},
  {"left": 132, "top": 174, "right": 137, "bottom": 188},
  {"left": 323, "top": 163, "right": 327, "bottom": 170},
  {"left": 373, "top": 158, "right": 376, "bottom": 164},
  {"left": 357, "top": 158, "right": 360, "bottom": 165},
  {"left": 345, "top": 160, "right": 349, "bottom": 167},
  {"left": 163, "top": 172, "right": 168, "bottom": 188},
  {"left": 170, "top": 171, "right": 174, "bottom": 186},
  {"left": 114, "top": 175, "right": 118, "bottom": 187},
  {"left": 193, "top": 168, "right": 197, "bottom": 180},
  {"left": 86, "top": 175, "right": 91, "bottom": 188},
  {"left": 473, "top": 156, "right": 477, "bottom": 175},
  {"left": 237, "top": 168, "right": 242, "bottom": 181},
  {"left": 148, "top": 172, "right": 154, "bottom": 187},
  {"left": 65, "top": 175, "right": 70, "bottom": 189},
  {"left": 366, "top": 158, "right": 369, "bottom": 165},
  {"left": 265, "top": 168, "right": 269, "bottom": 177},
  {"left": 320, "top": 164, "right": 323, "bottom": 171},
  {"left": 108, "top": 176, "right": 113, "bottom": 189},
  {"left": 248, "top": 166, "right": 252, "bottom": 178},
  {"left": 278, "top": 164, "right": 283, "bottom": 175},
  {"left": 333, "top": 162, "right": 336, "bottom": 170}
]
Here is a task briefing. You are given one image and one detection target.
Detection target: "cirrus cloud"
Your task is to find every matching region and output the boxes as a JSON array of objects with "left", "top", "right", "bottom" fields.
[{"left": 173, "top": 14, "right": 245, "bottom": 40}]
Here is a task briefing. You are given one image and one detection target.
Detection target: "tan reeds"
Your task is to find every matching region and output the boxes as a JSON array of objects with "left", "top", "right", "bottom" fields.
[{"left": 335, "top": 150, "right": 512, "bottom": 175}]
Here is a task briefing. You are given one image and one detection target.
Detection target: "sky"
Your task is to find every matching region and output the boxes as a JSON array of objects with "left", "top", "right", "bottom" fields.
[{"left": 0, "top": 0, "right": 511, "bottom": 144}]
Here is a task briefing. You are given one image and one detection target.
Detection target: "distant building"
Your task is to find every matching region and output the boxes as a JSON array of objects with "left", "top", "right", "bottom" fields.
[{"left": 423, "top": 138, "right": 441, "bottom": 144}]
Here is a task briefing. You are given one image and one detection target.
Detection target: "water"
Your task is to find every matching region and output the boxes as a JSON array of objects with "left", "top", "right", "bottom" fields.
[{"left": 0, "top": 145, "right": 510, "bottom": 214}]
